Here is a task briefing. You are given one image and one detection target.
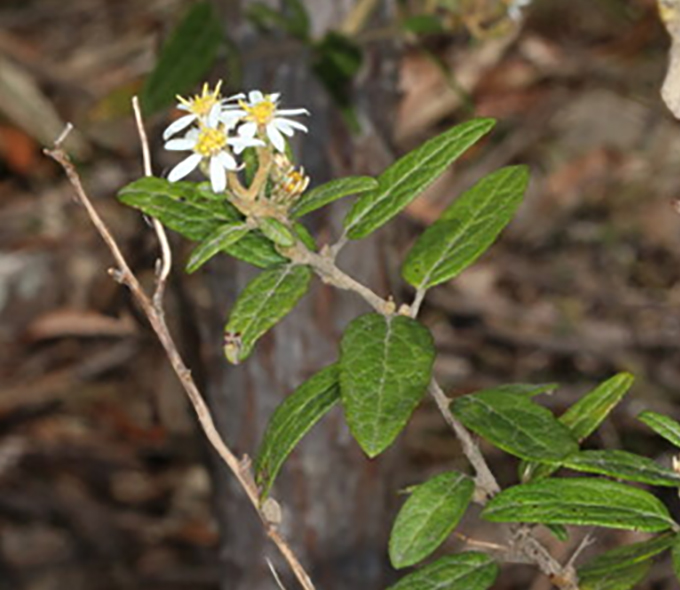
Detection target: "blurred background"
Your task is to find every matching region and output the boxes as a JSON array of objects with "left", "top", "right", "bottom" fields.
[{"left": 2, "top": 0, "right": 680, "bottom": 588}]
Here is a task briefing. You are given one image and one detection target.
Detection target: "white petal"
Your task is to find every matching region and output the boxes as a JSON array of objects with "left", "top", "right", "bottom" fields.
[
  {"left": 219, "top": 110, "right": 246, "bottom": 129},
  {"left": 168, "top": 153, "right": 202, "bottom": 182},
  {"left": 162, "top": 114, "right": 197, "bottom": 140},
  {"left": 277, "top": 107, "right": 309, "bottom": 116},
  {"left": 269, "top": 92, "right": 281, "bottom": 102},
  {"left": 207, "top": 103, "right": 222, "bottom": 127},
  {"left": 216, "top": 150, "right": 238, "bottom": 170},
  {"left": 210, "top": 156, "right": 227, "bottom": 192},
  {"left": 249, "top": 90, "right": 264, "bottom": 103},
  {"left": 228, "top": 135, "right": 264, "bottom": 154},
  {"left": 223, "top": 92, "right": 245, "bottom": 103},
  {"left": 273, "top": 120, "right": 294, "bottom": 137},
  {"left": 238, "top": 122, "right": 258, "bottom": 138},
  {"left": 275, "top": 117, "right": 308, "bottom": 132},
  {"left": 177, "top": 104, "right": 191, "bottom": 112},
  {"left": 267, "top": 124, "right": 286, "bottom": 152},
  {"left": 164, "top": 137, "right": 196, "bottom": 151}
]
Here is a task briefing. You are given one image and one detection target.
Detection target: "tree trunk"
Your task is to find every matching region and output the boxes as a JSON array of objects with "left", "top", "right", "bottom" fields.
[{"left": 198, "top": 1, "right": 402, "bottom": 589}]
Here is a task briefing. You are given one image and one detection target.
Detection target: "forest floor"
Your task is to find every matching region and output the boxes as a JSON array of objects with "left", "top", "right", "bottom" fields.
[{"left": 1, "top": 0, "right": 680, "bottom": 589}]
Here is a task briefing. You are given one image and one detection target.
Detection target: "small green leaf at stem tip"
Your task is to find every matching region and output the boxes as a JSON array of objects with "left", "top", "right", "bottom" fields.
[
  {"left": 185, "top": 222, "right": 250, "bottom": 273},
  {"left": 638, "top": 410, "right": 680, "bottom": 449},
  {"left": 255, "top": 365, "right": 340, "bottom": 498},
  {"left": 402, "top": 166, "right": 528, "bottom": 290},
  {"left": 141, "top": 1, "right": 222, "bottom": 115},
  {"left": 344, "top": 118, "right": 495, "bottom": 240},
  {"left": 451, "top": 388, "right": 578, "bottom": 463},
  {"left": 224, "top": 264, "right": 312, "bottom": 363},
  {"left": 386, "top": 552, "right": 498, "bottom": 590},
  {"left": 339, "top": 313, "right": 435, "bottom": 457},
  {"left": 290, "top": 176, "right": 378, "bottom": 218},
  {"left": 389, "top": 471, "right": 474, "bottom": 568},
  {"left": 482, "top": 478, "right": 676, "bottom": 533}
]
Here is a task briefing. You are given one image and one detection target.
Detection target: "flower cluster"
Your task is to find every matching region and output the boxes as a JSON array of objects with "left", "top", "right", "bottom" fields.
[{"left": 163, "top": 82, "right": 309, "bottom": 193}]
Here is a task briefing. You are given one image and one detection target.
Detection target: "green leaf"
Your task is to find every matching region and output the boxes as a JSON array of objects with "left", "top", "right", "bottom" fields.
[
  {"left": 546, "top": 524, "right": 569, "bottom": 542},
  {"left": 185, "top": 222, "right": 250, "bottom": 273},
  {"left": 389, "top": 472, "right": 474, "bottom": 568},
  {"left": 141, "top": 2, "right": 222, "bottom": 115},
  {"left": 484, "top": 383, "right": 558, "bottom": 398},
  {"left": 560, "top": 373, "right": 635, "bottom": 442},
  {"left": 386, "top": 553, "right": 498, "bottom": 590},
  {"left": 451, "top": 388, "right": 578, "bottom": 463},
  {"left": 118, "top": 177, "right": 286, "bottom": 268},
  {"left": 672, "top": 534, "right": 680, "bottom": 581},
  {"left": 259, "top": 217, "right": 296, "bottom": 247},
  {"left": 339, "top": 314, "right": 435, "bottom": 457},
  {"left": 291, "top": 176, "right": 378, "bottom": 218},
  {"left": 283, "top": 0, "right": 310, "bottom": 40},
  {"left": 578, "top": 534, "right": 676, "bottom": 590},
  {"left": 482, "top": 478, "right": 676, "bottom": 533},
  {"left": 311, "top": 32, "right": 362, "bottom": 114},
  {"left": 246, "top": 3, "right": 290, "bottom": 33},
  {"left": 401, "top": 15, "right": 447, "bottom": 35},
  {"left": 118, "top": 177, "right": 236, "bottom": 240},
  {"left": 255, "top": 365, "right": 340, "bottom": 498},
  {"left": 564, "top": 450, "right": 680, "bottom": 487},
  {"left": 521, "top": 373, "right": 634, "bottom": 482},
  {"left": 402, "top": 166, "right": 528, "bottom": 289},
  {"left": 579, "top": 560, "right": 650, "bottom": 590},
  {"left": 292, "top": 222, "right": 316, "bottom": 251},
  {"left": 344, "top": 119, "right": 495, "bottom": 240},
  {"left": 578, "top": 532, "right": 675, "bottom": 581},
  {"left": 224, "top": 264, "right": 312, "bottom": 363},
  {"left": 638, "top": 411, "right": 680, "bottom": 448}
]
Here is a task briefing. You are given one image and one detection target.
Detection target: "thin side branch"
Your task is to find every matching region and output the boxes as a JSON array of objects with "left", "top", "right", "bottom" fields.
[
  {"left": 131, "top": 96, "right": 171, "bottom": 306},
  {"left": 45, "top": 133, "right": 315, "bottom": 590}
]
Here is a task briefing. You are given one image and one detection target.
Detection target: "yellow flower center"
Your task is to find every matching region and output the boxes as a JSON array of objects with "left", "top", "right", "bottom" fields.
[
  {"left": 195, "top": 127, "right": 228, "bottom": 157},
  {"left": 284, "top": 170, "right": 308, "bottom": 195},
  {"left": 177, "top": 81, "right": 222, "bottom": 117},
  {"left": 240, "top": 97, "right": 276, "bottom": 125}
]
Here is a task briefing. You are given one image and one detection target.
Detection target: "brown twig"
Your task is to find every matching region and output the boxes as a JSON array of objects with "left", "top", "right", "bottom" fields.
[
  {"left": 45, "top": 128, "right": 316, "bottom": 590},
  {"left": 131, "top": 96, "right": 171, "bottom": 307}
]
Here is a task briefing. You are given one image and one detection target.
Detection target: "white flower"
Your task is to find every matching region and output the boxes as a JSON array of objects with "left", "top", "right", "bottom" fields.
[
  {"left": 224, "top": 90, "right": 309, "bottom": 152},
  {"left": 164, "top": 119, "right": 263, "bottom": 193},
  {"left": 162, "top": 81, "right": 244, "bottom": 140}
]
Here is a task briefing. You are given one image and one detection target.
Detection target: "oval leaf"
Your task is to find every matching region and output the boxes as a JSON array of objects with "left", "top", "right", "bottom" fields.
[
  {"left": 344, "top": 118, "right": 496, "bottom": 240},
  {"left": 638, "top": 411, "right": 680, "bottom": 449},
  {"left": 224, "top": 264, "right": 312, "bottom": 363},
  {"left": 291, "top": 176, "right": 378, "bottom": 218},
  {"left": 521, "top": 372, "right": 634, "bottom": 482},
  {"left": 579, "top": 560, "right": 650, "bottom": 590},
  {"left": 578, "top": 532, "right": 675, "bottom": 581},
  {"left": 259, "top": 217, "right": 296, "bottom": 247},
  {"left": 451, "top": 389, "right": 578, "bottom": 463},
  {"left": 386, "top": 552, "right": 498, "bottom": 590},
  {"left": 339, "top": 314, "right": 435, "bottom": 457},
  {"left": 564, "top": 450, "right": 680, "bottom": 487},
  {"left": 118, "top": 177, "right": 286, "bottom": 268},
  {"left": 141, "top": 2, "right": 222, "bottom": 115},
  {"left": 482, "top": 478, "right": 676, "bottom": 533},
  {"left": 389, "top": 471, "right": 474, "bottom": 568},
  {"left": 186, "top": 222, "right": 250, "bottom": 273},
  {"left": 402, "top": 166, "right": 528, "bottom": 289},
  {"left": 255, "top": 365, "right": 340, "bottom": 498}
]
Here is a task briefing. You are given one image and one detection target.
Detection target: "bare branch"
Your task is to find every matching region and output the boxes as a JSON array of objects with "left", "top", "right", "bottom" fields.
[
  {"left": 45, "top": 135, "right": 316, "bottom": 590},
  {"left": 131, "top": 96, "right": 171, "bottom": 306}
]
